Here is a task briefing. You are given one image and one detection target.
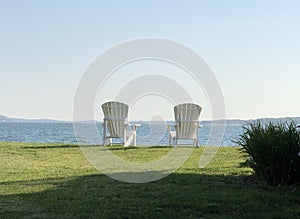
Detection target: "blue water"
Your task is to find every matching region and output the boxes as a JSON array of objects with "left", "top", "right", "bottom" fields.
[{"left": 0, "top": 122, "right": 245, "bottom": 146}]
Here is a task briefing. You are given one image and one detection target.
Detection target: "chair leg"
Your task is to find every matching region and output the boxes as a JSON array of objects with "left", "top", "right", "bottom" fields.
[
  {"left": 104, "top": 137, "right": 108, "bottom": 146},
  {"left": 133, "top": 126, "right": 137, "bottom": 146},
  {"left": 102, "top": 122, "right": 106, "bottom": 146},
  {"left": 123, "top": 129, "right": 127, "bottom": 146},
  {"left": 196, "top": 126, "right": 200, "bottom": 148},
  {"left": 194, "top": 139, "right": 199, "bottom": 148}
]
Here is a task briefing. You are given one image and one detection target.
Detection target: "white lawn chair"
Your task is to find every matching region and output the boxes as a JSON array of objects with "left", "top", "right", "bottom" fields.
[
  {"left": 101, "top": 101, "right": 140, "bottom": 146},
  {"left": 167, "top": 103, "right": 202, "bottom": 147}
]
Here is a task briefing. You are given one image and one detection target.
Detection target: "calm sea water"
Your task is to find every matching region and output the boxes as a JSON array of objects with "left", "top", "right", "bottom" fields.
[{"left": 0, "top": 122, "right": 245, "bottom": 146}]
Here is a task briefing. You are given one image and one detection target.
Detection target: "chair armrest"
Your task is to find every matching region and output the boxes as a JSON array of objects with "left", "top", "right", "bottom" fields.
[
  {"left": 133, "top": 124, "right": 141, "bottom": 131},
  {"left": 129, "top": 123, "right": 141, "bottom": 127},
  {"left": 129, "top": 123, "right": 141, "bottom": 131}
]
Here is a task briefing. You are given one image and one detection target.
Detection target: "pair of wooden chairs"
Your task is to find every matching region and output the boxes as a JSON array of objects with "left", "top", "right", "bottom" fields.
[{"left": 101, "top": 101, "right": 202, "bottom": 147}]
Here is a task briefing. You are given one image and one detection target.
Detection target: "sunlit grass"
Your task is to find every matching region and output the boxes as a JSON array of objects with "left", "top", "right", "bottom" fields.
[{"left": 1, "top": 142, "right": 299, "bottom": 218}]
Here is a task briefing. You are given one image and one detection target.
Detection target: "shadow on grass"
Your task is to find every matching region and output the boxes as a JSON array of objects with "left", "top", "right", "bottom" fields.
[
  {"left": 22, "top": 144, "right": 80, "bottom": 149},
  {"left": 21, "top": 144, "right": 109, "bottom": 149},
  {"left": 1, "top": 172, "right": 299, "bottom": 218},
  {"left": 107, "top": 146, "right": 174, "bottom": 151},
  {"left": 21, "top": 145, "right": 174, "bottom": 150}
]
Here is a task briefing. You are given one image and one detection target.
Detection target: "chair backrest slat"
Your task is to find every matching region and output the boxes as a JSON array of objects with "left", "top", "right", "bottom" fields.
[
  {"left": 102, "top": 101, "right": 128, "bottom": 137},
  {"left": 174, "top": 103, "right": 202, "bottom": 139}
]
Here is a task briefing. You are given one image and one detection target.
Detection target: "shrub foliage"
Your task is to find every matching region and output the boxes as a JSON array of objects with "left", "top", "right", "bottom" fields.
[{"left": 235, "top": 121, "right": 300, "bottom": 186}]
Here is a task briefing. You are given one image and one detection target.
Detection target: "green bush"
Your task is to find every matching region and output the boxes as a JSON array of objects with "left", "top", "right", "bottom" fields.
[{"left": 235, "top": 121, "right": 300, "bottom": 186}]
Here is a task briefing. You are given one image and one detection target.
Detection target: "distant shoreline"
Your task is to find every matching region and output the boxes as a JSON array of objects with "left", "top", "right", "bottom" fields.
[{"left": 1, "top": 114, "right": 299, "bottom": 124}]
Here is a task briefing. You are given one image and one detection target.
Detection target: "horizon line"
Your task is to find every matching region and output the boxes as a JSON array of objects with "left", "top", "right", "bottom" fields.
[{"left": 1, "top": 114, "right": 300, "bottom": 123}]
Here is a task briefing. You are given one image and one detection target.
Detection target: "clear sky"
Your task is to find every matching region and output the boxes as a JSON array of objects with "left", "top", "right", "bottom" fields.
[{"left": 0, "top": 0, "right": 300, "bottom": 121}]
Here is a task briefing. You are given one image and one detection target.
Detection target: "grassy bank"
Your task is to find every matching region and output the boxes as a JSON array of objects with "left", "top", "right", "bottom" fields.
[{"left": 0, "top": 142, "right": 299, "bottom": 218}]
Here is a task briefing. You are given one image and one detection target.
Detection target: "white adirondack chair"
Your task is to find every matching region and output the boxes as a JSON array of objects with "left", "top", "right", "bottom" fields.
[
  {"left": 101, "top": 101, "right": 140, "bottom": 146},
  {"left": 167, "top": 103, "right": 202, "bottom": 147}
]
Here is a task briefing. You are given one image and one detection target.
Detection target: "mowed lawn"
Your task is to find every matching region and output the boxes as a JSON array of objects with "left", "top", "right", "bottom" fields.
[{"left": 0, "top": 142, "right": 299, "bottom": 219}]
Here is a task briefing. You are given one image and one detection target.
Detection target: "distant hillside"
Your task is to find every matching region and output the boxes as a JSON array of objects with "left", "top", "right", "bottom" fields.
[
  {"left": 1, "top": 115, "right": 300, "bottom": 124},
  {"left": 202, "top": 117, "right": 300, "bottom": 125},
  {"left": 0, "top": 115, "right": 11, "bottom": 122},
  {"left": 0, "top": 115, "right": 65, "bottom": 123}
]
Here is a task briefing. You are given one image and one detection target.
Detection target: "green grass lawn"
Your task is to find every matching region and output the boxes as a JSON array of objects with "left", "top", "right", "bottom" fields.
[{"left": 0, "top": 142, "right": 299, "bottom": 219}]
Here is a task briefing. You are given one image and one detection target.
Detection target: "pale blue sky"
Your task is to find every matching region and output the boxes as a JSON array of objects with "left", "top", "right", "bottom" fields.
[{"left": 0, "top": 1, "right": 299, "bottom": 120}]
